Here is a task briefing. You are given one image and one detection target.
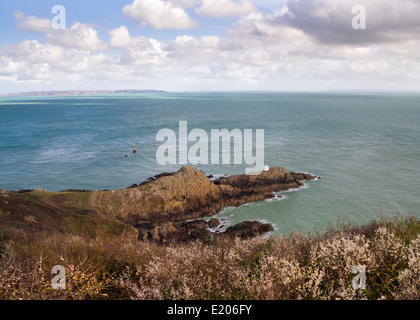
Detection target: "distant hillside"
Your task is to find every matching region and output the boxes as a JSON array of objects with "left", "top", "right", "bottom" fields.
[{"left": 1, "top": 89, "right": 167, "bottom": 97}]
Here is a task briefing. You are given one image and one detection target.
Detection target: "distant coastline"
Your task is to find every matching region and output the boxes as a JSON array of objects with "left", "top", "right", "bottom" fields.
[{"left": 0, "top": 89, "right": 167, "bottom": 97}]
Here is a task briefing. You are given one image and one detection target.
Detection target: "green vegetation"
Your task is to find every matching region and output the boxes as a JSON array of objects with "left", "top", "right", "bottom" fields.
[
  {"left": 25, "top": 193, "right": 62, "bottom": 215},
  {"left": 0, "top": 215, "right": 419, "bottom": 300}
]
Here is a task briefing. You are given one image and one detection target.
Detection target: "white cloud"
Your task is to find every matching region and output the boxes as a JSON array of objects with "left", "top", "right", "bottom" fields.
[
  {"left": 2, "top": 0, "right": 420, "bottom": 92},
  {"left": 226, "top": 10, "right": 315, "bottom": 53},
  {"left": 13, "top": 11, "right": 108, "bottom": 52},
  {"left": 195, "top": 0, "right": 258, "bottom": 18},
  {"left": 284, "top": 0, "right": 420, "bottom": 44},
  {"left": 109, "top": 26, "right": 151, "bottom": 48},
  {"left": 44, "top": 23, "right": 109, "bottom": 51},
  {"left": 119, "top": 38, "right": 166, "bottom": 67},
  {"left": 0, "top": 40, "right": 124, "bottom": 87},
  {"left": 166, "top": 35, "right": 221, "bottom": 57},
  {"left": 14, "top": 11, "right": 52, "bottom": 33},
  {"left": 122, "top": 0, "right": 200, "bottom": 30},
  {"left": 170, "top": 0, "right": 202, "bottom": 8}
]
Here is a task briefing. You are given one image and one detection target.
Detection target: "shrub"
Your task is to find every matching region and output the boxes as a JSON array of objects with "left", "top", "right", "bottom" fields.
[{"left": 0, "top": 215, "right": 419, "bottom": 300}]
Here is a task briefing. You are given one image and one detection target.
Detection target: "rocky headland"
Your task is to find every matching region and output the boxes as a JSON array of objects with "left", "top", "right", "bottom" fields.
[{"left": 0, "top": 166, "right": 320, "bottom": 244}]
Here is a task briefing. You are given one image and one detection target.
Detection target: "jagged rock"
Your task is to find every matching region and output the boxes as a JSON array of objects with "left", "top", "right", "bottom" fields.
[
  {"left": 90, "top": 166, "right": 222, "bottom": 224},
  {"left": 137, "top": 219, "right": 211, "bottom": 243},
  {"left": 18, "top": 189, "right": 33, "bottom": 193},
  {"left": 214, "top": 167, "right": 302, "bottom": 193},
  {"left": 290, "top": 172, "right": 321, "bottom": 181},
  {"left": 136, "top": 219, "right": 274, "bottom": 244},
  {"left": 90, "top": 166, "right": 319, "bottom": 227},
  {"left": 222, "top": 221, "right": 274, "bottom": 240},
  {"left": 1, "top": 165, "right": 320, "bottom": 244},
  {"left": 208, "top": 218, "right": 220, "bottom": 229}
]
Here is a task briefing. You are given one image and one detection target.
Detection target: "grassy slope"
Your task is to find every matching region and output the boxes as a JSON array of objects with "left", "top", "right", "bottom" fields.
[{"left": 0, "top": 190, "right": 138, "bottom": 240}]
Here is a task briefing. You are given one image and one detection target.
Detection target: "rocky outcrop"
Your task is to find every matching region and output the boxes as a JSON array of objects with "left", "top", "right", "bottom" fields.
[
  {"left": 214, "top": 167, "right": 303, "bottom": 202},
  {"left": 290, "top": 172, "right": 321, "bottom": 181},
  {"left": 208, "top": 218, "right": 220, "bottom": 229},
  {"left": 136, "top": 219, "right": 211, "bottom": 243},
  {"left": 90, "top": 166, "right": 222, "bottom": 224},
  {"left": 88, "top": 166, "right": 319, "bottom": 243},
  {"left": 135, "top": 219, "right": 274, "bottom": 244},
  {"left": 89, "top": 166, "right": 318, "bottom": 227},
  {"left": 1, "top": 165, "right": 319, "bottom": 244},
  {"left": 222, "top": 221, "right": 274, "bottom": 240}
]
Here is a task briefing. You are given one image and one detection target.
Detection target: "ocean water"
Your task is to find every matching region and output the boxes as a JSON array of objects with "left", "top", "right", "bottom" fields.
[{"left": 1, "top": 92, "right": 420, "bottom": 235}]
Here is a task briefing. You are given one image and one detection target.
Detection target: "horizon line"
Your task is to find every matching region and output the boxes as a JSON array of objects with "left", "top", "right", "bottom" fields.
[{"left": 2, "top": 88, "right": 420, "bottom": 98}]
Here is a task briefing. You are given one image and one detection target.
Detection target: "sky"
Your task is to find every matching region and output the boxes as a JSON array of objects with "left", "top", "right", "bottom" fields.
[{"left": 0, "top": 0, "right": 420, "bottom": 94}]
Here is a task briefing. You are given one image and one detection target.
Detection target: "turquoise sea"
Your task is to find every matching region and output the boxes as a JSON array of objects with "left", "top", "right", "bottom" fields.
[{"left": 1, "top": 92, "right": 419, "bottom": 235}]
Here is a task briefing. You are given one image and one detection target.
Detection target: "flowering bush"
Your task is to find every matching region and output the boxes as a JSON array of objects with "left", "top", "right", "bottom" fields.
[
  {"left": 0, "top": 215, "right": 419, "bottom": 300},
  {"left": 0, "top": 236, "right": 109, "bottom": 300}
]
